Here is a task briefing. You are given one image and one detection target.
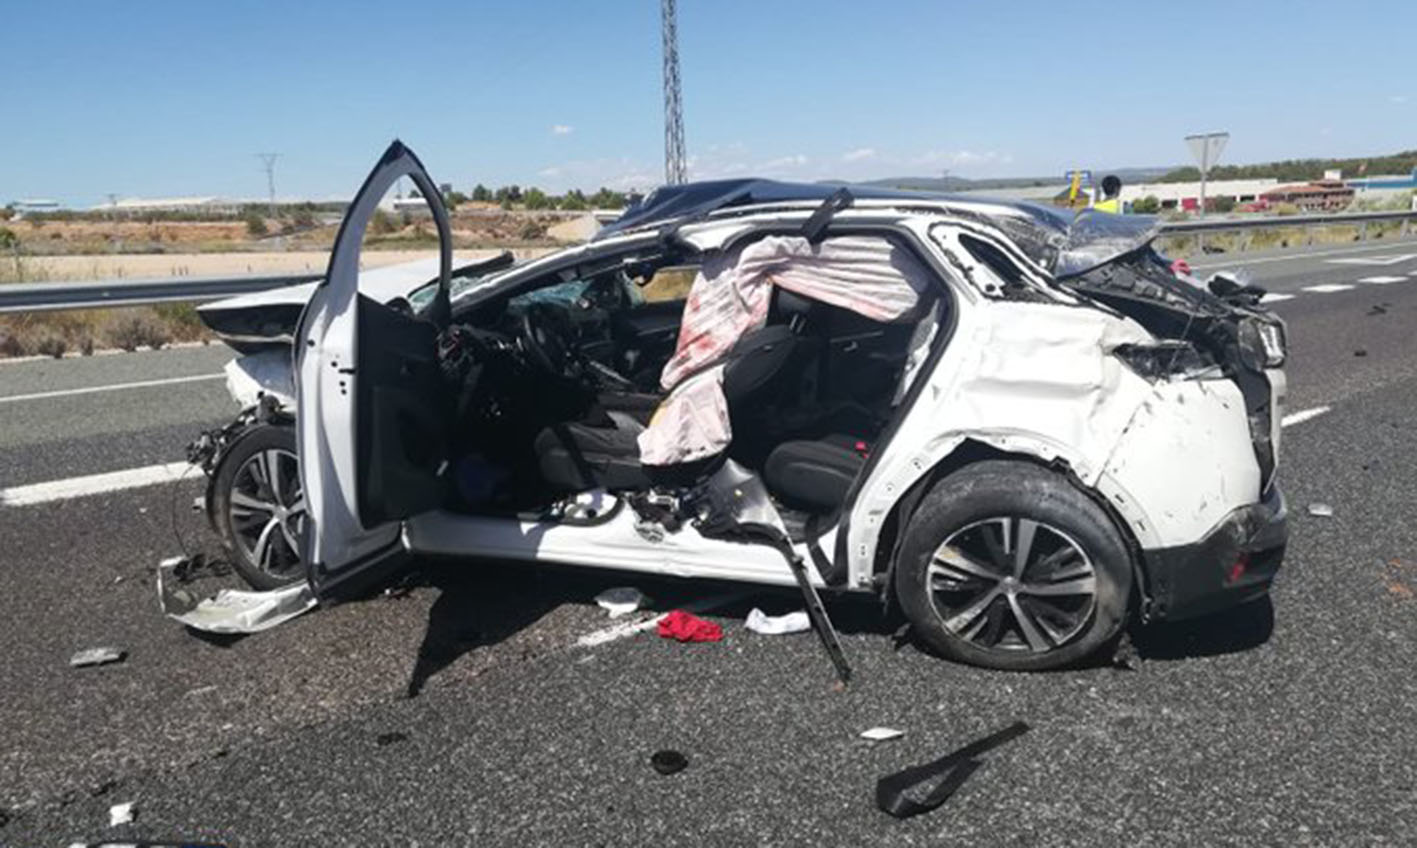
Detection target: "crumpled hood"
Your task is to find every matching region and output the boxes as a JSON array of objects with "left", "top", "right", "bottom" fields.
[
  {"left": 969, "top": 204, "right": 1162, "bottom": 280},
  {"left": 195, "top": 258, "right": 442, "bottom": 350},
  {"left": 198, "top": 257, "right": 441, "bottom": 313}
]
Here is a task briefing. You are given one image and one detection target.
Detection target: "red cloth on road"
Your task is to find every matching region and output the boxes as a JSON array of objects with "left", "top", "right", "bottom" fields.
[{"left": 657, "top": 610, "right": 723, "bottom": 643}]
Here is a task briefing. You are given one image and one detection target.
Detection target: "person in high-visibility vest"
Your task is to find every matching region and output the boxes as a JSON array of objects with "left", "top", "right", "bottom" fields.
[{"left": 1093, "top": 174, "right": 1123, "bottom": 213}]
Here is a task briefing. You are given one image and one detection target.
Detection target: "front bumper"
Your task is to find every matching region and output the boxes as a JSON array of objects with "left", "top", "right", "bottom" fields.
[{"left": 1141, "top": 484, "right": 1288, "bottom": 621}]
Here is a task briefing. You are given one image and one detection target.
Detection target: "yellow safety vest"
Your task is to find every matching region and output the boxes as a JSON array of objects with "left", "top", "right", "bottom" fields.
[{"left": 1093, "top": 197, "right": 1121, "bottom": 213}]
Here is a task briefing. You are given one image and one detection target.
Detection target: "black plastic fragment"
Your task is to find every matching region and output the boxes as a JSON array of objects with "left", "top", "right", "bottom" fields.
[
  {"left": 890, "top": 621, "right": 912, "bottom": 652},
  {"left": 802, "top": 187, "right": 854, "bottom": 244},
  {"left": 875, "top": 722, "right": 1030, "bottom": 819},
  {"left": 376, "top": 731, "right": 409, "bottom": 747},
  {"left": 650, "top": 749, "right": 688, "bottom": 775}
]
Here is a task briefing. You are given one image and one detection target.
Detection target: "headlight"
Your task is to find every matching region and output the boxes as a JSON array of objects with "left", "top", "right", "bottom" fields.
[{"left": 1238, "top": 318, "right": 1286, "bottom": 371}]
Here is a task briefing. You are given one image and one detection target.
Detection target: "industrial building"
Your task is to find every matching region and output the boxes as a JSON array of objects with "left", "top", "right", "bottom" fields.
[{"left": 1116, "top": 178, "right": 1279, "bottom": 211}]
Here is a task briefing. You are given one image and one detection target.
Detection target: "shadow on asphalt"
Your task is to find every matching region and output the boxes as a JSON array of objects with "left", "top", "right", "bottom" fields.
[
  {"left": 403, "top": 560, "right": 558, "bottom": 698},
  {"left": 1130, "top": 597, "right": 1275, "bottom": 661},
  {"left": 395, "top": 558, "right": 900, "bottom": 697}
]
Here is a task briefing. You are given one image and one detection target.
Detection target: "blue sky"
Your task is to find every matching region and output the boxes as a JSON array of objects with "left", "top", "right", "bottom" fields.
[{"left": 4, "top": 0, "right": 1414, "bottom": 206}]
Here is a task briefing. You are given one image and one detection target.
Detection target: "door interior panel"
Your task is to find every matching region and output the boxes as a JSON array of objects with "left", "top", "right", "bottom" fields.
[{"left": 356, "top": 294, "right": 449, "bottom": 525}]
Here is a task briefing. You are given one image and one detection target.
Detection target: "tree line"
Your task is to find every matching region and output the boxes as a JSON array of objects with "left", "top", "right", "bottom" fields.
[
  {"left": 1158, "top": 150, "right": 1417, "bottom": 184},
  {"left": 434, "top": 185, "right": 629, "bottom": 211}
]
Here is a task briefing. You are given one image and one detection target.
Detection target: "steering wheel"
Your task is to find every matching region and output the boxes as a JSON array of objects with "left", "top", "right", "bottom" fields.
[{"left": 518, "top": 302, "right": 581, "bottom": 379}]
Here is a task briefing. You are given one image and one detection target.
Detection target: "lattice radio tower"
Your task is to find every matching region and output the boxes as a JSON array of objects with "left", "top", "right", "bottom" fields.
[{"left": 661, "top": 0, "right": 686, "bottom": 185}]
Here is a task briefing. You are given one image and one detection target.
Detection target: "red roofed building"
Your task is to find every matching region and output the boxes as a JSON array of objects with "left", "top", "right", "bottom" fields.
[{"left": 1260, "top": 179, "right": 1354, "bottom": 212}]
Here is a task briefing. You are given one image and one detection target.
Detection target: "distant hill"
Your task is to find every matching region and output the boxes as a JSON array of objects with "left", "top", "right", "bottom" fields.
[
  {"left": 863, "top": 166, "right": 1173, "bottom": 192},
  {"left": 1157, "top": 150, "right": 1417, "bottom": 183}
]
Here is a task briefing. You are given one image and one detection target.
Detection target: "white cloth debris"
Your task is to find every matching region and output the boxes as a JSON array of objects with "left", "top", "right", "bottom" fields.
[
  {"left": 108, "top": 802, "right": 135, "bottom": 826},
  {"left": 745, "top": 607, "right": 811, "bottom": 635},
  {"left": 1308, "top": 503, "right": 1334, "bottom": 518},
  {"left": 860, "top": 727, "right": 905, "bottom": 742},
  {"left": 595, "top": 587, "right": 648, "bottom": 618},
  {"left": 639, "top": 235, "right": 930, "bottom": 465},
  {"left": 70, "top": 647, "right": 125, "bottom": 668}
]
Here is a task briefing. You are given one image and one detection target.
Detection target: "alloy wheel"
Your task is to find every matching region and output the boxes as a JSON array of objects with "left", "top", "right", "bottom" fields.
[
  {"left": 227, "top": 447, "right": 306, "bottom": 580},
  {"left": 927, "top": 516, "right": 1098, "bottom": 654}
]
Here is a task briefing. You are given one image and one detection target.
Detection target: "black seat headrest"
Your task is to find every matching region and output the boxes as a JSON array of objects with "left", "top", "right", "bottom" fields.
[
  {"left": 721, "top": 324, "right": 798, "bottom": 404},
  {"left": 772, "top": 288, "right": 814, "bottom": 319}
]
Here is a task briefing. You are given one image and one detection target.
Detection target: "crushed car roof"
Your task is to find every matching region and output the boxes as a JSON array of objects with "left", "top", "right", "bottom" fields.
[{"left": 595, "top": 178, "right": 1160, "bottom": 278}]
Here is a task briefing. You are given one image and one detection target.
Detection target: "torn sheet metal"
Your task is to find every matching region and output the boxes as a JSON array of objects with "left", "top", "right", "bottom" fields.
[
  {"left": 845, "top": 301, "right": 1157, "bottom": 586},
  {"left": 640, "top": 235, "right": 930, "bottom": 465},
  {"left": 223, "top": 349, "right": 296, "bottom": 409},
  {"left": 70, "top": 647, "right": 126, "bottom": 668},
  {"left": 157, "top": 557, "right": 316, "bottom": 634}
]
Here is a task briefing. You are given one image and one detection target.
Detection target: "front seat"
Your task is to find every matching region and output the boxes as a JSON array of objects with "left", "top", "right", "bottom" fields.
[
  {"left": 762, "top": 435, "right": 869, "bottom": 514},
  {"left": 534, "top": 292, "right": 813, "bottom": 494}
]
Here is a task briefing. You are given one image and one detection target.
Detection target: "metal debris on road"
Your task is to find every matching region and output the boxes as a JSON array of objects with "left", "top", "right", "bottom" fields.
[
  {"left": 1308, "top": 503, "right": 1335, "bottom": 518},
  {"left": 875, "top": 722, "right": 1030, "bottom": 819},
  {"left": 70, "top": 647, "right": 126, "bottom": 668},
  {"left": 745, "top": 607, "right": 810, "bottom": 635},
  {"left": 107, "top": 802, "right": 135, "bottom": 827},
  {"left": 650, "top": 749, "right": 689, "bottom": 775},
  {"left": 594, "top": 587, "right": 648, "bottom": 618},
  {"left": 860, "top": 727, "right": 905, "bottom": 743},
  {"left": 157, "top": 555, "right": 316, "bottom": 634}
]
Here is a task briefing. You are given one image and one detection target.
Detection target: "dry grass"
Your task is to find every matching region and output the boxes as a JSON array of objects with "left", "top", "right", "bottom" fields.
[{"left": 0, "top": 305, "right": 209, "bottom": 358}]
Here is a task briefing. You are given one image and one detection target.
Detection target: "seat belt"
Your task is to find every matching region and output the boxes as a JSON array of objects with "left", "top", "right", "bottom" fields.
[{"left": 803, "top": 512, "right": 839, "bottom": 583}]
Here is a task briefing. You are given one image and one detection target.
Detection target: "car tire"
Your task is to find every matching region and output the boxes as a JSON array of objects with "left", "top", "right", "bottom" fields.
[
  {"left": 894, "top": 460, "right": 1132, "bottom": 671},
  {"left": 210, "top": 423, "right": 307, "bottom": 590}
]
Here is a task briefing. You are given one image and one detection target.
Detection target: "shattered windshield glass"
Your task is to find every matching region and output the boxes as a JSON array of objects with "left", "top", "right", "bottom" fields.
[{"left": 1052, "top": 211, "right": 1162, "bottom": 279}]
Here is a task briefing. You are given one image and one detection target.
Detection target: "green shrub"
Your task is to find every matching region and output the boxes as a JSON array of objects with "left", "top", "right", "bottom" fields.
[
  {"left": 35, "top": 335, "right": 67, "bottom": 358},
  {"left": 0, "top": 332, "right": 25, "bottom": 357},
  {"left": 245, "top": 214, "right": 268, "bottom": 237},
  {"left": 105, "top": 314, "right": 171, "bottom": 351},
  {"left": 370, "top": 210, "right": 397, "bottom": 235}
]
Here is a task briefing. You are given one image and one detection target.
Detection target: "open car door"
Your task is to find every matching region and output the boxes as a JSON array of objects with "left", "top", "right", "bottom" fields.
[{"left": 295, "top": 141, "right": 453, "bottom": 601}]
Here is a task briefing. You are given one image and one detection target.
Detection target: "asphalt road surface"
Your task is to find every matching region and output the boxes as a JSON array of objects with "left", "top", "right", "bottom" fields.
[{"left": 3, "top": 240, "right": 1417, "bottom": 845}]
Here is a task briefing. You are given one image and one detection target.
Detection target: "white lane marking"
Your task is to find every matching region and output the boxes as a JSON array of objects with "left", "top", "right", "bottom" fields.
[
  {"left": 1281, "top": 406, "right": 1330, "bottom": 428},
  {"left": 1189, "top": 241, "right": 1417, "bottom": 271},
  {"left": 0, "top": 461, "right": 195, "bottom": 507},
  {"left": 1260, "top": 293, "right": 1296, "bottom": 303},
  {"left": 1358, "top": 275, "right": 1408, "bottom": 284},
  {"left": 0, "top": 373, "right": 224, "bottom": 404},
  {"left": 1326, "top": 253, "right": 1417, "bottom": 266},
  {"left": 575, "top": 590, "right": 751, "bottom": 648},
  {"left": 1302, "top": 283, "right": 1355, "bottom": 293}
]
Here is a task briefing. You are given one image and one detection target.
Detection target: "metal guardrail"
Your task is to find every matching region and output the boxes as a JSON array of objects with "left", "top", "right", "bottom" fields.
[
  {"left": 0, "top": 272, "right": 321, "bottom": 313},
  {"left": 4, "top": 209, "right": 1415, "bottom": 312}
]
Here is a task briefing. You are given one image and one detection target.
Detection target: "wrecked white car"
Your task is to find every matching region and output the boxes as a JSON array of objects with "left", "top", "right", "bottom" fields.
[
  {"left": 189, "top": 253, "right": 514, "bottom": 588},
  {"left": 191, "top": 142, "right": 1289, "bottom": 672}
]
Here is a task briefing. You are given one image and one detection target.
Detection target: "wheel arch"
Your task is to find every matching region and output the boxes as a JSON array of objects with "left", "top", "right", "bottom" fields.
[{"left": 870, "top": 438, "right": 1150, "bottom": 620}]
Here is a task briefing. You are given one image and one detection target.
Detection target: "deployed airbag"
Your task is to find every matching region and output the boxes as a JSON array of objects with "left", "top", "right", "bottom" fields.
[{"left": 640, "top": 235, "right": 930, "bottom": 465}]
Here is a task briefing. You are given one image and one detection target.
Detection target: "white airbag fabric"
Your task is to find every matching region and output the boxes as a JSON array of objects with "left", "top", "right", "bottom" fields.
[{"left": 639, "top": 235, "right": 929, "bottom": 465}]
